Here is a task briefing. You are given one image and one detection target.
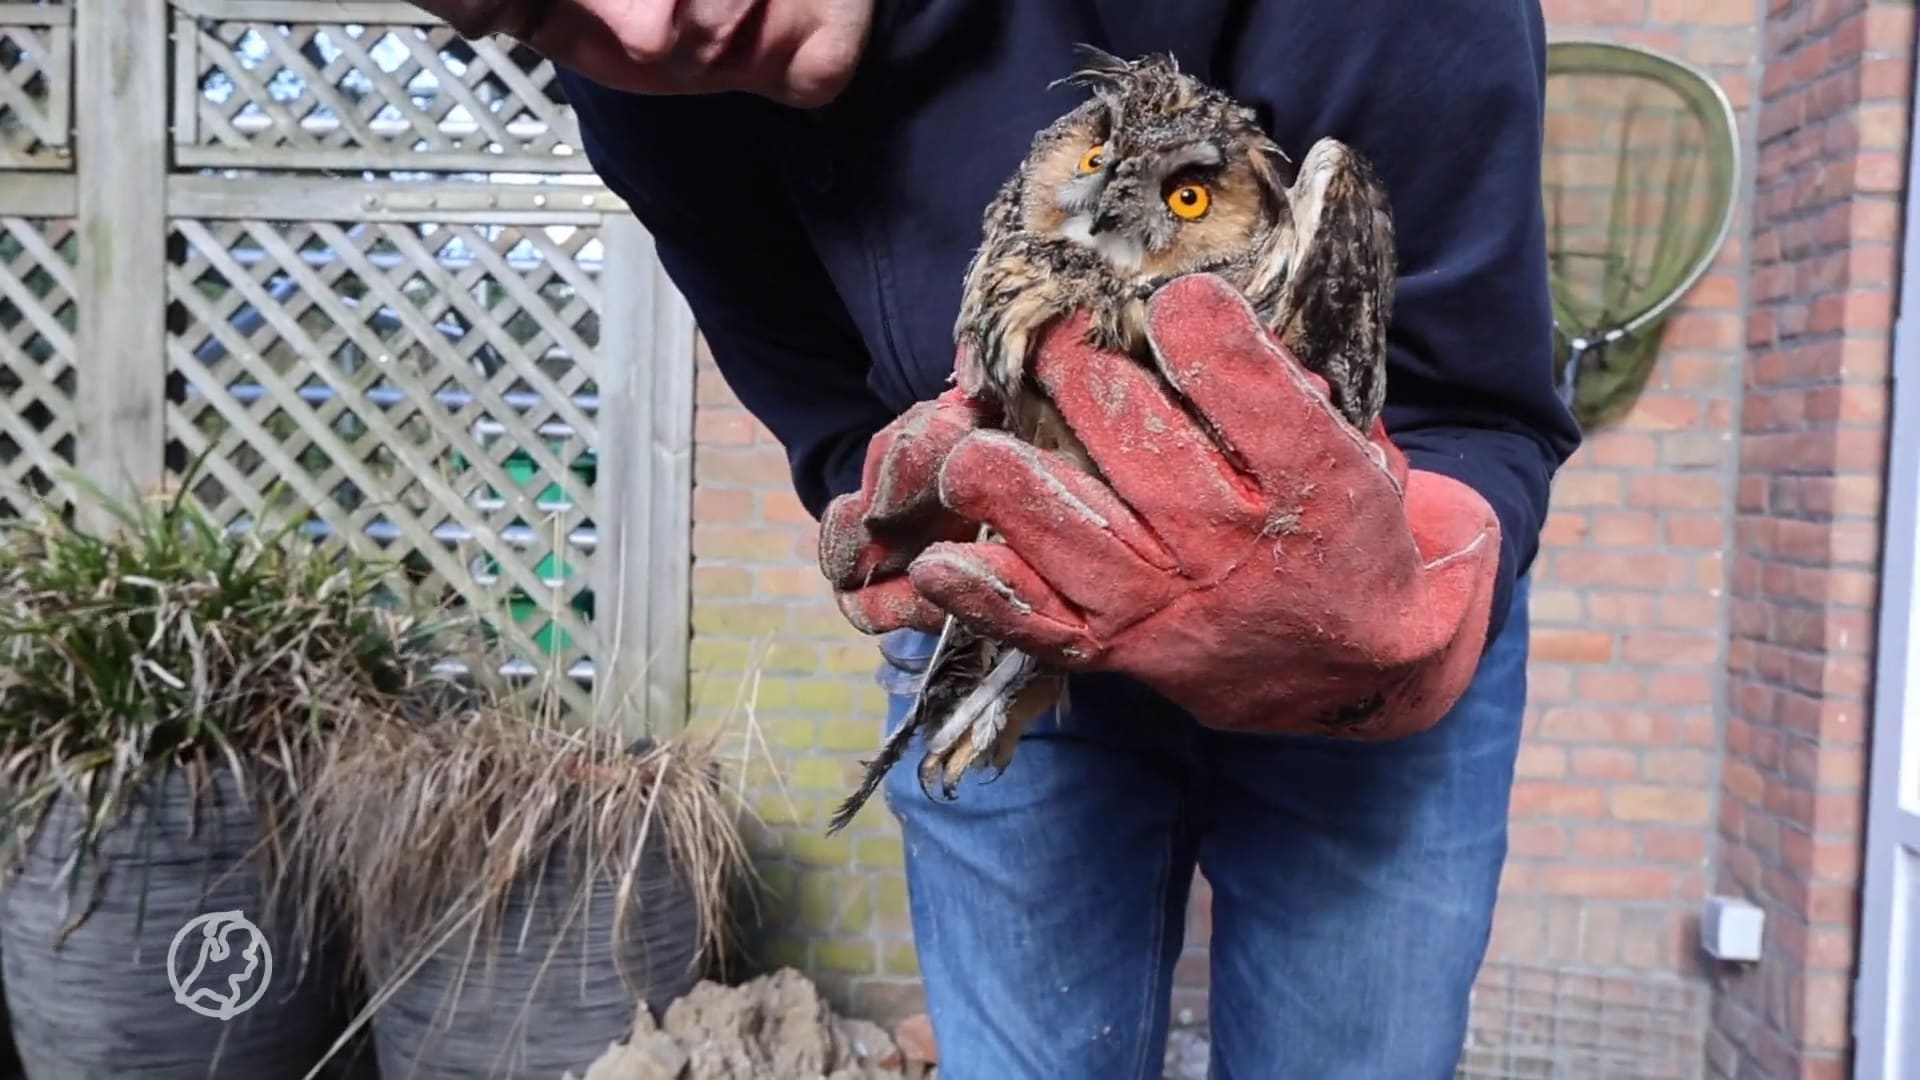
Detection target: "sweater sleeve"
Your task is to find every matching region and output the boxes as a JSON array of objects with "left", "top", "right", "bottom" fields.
[
  {"left": 556, "top": 73, "right": 898, "bottom": 518},
  {"left": 1222, "top": 0, "right": 1583, "bottom": 641}
]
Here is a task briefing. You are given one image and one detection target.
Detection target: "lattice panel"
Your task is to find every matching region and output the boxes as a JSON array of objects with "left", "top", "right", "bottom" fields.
[
  {"left": 163, "top": 214, "right": 605, "bottom": 712},
  {"left": 0, "top": 214, "right": 75, "bottom": 519},
  {"left": 174, "top": 4, "right": 586, "bottom": 173},
  {"left": 0, "top": 5, "right": 73, "bottom": 169}
]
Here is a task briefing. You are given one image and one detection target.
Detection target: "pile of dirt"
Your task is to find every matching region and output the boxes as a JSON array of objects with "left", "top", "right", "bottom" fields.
[{"left": 564, "top": 968, "right": 935, "bottom": 1080}]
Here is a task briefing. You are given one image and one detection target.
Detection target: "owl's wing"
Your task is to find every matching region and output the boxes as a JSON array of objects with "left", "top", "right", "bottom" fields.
[{"left": 1248, "top": 136, "right": 1396, "bottom": 432}]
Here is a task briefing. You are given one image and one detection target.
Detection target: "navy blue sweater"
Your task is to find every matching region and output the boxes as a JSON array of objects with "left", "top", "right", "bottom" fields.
[{"left": 555, "top": 0, "right": 1581, "bottom": 642}]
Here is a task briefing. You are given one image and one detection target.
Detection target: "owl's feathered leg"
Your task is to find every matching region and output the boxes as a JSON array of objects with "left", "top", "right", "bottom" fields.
[
  {"left": 918, "top": 640, "right": 1045, "bottom": 796},
  {"left": 826, "top": 607, "right": 969, "bottom": 834},
  {"left": 827, "top": 520, "right": 1054, "bottom": 830}
]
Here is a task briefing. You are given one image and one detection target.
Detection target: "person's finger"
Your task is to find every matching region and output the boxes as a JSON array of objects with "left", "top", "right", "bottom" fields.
[
  {"left": 836, "top": 577, "right": 948, "bottom": 636},
  {"left": 1140, "top": 274, "right": 1391, "bottom": 493},
  {"left": 862, "top": 392, "right": 984, "bottom": 525},
  {"left": 518, "top": 1, "right": 690, "bottom": 95},
  {"left": 819, "top": 493, "right": 903, "bottom": 588},
  {"left": 937, "top": 431, "right": 1174, "bottom": 617},
  {"left": 907, "top": 543, "right": 1097, "bottom": 663},
  {"left": 1027, "top": 315, "right": 1263, "bottom": 569}
]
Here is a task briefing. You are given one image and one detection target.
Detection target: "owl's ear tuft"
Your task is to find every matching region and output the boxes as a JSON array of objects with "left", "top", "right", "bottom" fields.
[{"left": 1053, "top": 44, "right": 1135, "bottom": 92}]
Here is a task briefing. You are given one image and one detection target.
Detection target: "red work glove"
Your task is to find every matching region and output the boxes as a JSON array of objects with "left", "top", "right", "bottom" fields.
[
  {"left": 908, "top": 273, "right": 1504, "bottom": 739},
  {"left": 817, "top": 386, "right": 992, "bottom": 635}
]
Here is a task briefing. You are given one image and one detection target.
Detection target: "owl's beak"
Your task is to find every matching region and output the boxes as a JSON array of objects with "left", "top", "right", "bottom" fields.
[{"left": 1088, "top": 209, "right": 1121, "bottom": 235}]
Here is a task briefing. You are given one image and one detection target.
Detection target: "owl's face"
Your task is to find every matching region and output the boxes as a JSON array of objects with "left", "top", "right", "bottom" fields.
[{"left": 1017, "top": 50, "right": 1291, "bottom": 282}]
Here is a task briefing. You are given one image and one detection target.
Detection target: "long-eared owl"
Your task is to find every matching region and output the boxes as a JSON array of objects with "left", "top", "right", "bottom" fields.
[{"left": 829, "top": 45, "right": 1396, "bottom": 833}]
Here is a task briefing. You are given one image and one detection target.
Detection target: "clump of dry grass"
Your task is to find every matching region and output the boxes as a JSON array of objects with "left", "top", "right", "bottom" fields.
[
  {"left": 304, "top": 692, "right": 747, "bottom": 966},
  {"left": 289, "top": 672, "right": 754, "bottom": 1074}
]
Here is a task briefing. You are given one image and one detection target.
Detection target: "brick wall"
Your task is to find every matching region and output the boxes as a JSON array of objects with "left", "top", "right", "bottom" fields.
[
  {"left": 684, "top": 333, "right": 927, "bottom": 1022},
  {"left": 1475, "top": 1, "right": 1759, "bottom": 994},
  {"left": 1708, "top": 0, "right": 1909, "bottom": 1075}
]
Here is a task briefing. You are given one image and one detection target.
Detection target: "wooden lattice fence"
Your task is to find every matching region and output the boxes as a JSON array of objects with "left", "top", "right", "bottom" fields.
[{"left": 0, "top": 0, "right": 697, "bottom": 730}]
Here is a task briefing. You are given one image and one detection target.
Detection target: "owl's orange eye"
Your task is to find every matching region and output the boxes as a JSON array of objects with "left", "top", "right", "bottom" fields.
[
  {"left": 1078, "top": 144, "right": 1106, "bottom": 173},
  {"left": 1167, "top": 182, "right": 1211, "bottom": 219}
]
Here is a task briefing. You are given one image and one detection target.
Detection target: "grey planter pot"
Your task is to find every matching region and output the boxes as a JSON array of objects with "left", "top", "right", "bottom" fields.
[
  {"left": 0, "top": 766, "right": 360, "bottom": 1080},
  {"left": 364, "top": 836, "right": 704, "bottom": 1080}
]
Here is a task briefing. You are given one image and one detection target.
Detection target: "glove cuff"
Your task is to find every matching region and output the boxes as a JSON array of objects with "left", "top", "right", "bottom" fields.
[{"left": 1365, "top": 470, "right": 1503, "bottom": 737}]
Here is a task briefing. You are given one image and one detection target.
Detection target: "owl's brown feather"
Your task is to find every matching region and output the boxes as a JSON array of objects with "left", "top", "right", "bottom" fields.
[{"left": 828, "top": 46, "right": 1396, "bottom": 833}]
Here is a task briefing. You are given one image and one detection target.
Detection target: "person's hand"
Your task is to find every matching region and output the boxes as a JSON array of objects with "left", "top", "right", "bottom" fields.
[
  {"left": 817, "top": 386, "right": 995, "bottom": 636},
  {"left": 908, "top": 273, "right": 1504, "bottom": 740},
  {"left": 411, "top": 0, "right": 876, "bottom": 109}
]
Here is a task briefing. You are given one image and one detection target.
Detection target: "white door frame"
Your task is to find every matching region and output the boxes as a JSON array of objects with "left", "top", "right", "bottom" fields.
[{"left": 1854, "top": 26, "right": 1920, "bottom": 1077}]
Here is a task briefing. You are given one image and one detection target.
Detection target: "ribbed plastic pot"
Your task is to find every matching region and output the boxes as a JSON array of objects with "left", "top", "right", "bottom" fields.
[
  {"left": 0, "top": 766, "right": 360, "bottom": 1080},
  {"left": 364, "top": 836, "right": 704, "bottom": 1080}
]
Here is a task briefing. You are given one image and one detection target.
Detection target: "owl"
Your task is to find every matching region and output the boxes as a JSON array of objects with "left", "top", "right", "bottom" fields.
[{"left": 827, "top": 46, "right": 1395, "bottom": 833}]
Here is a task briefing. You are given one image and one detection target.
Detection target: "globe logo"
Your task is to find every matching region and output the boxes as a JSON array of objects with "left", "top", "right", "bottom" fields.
[{"left": 167, "top": 910, "right": 274, "bottom": 1021}]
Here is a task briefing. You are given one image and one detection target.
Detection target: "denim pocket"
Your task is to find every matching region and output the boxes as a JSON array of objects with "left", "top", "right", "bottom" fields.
[{"left": 875, "top": 626, "right": 940, "bottom": 698}]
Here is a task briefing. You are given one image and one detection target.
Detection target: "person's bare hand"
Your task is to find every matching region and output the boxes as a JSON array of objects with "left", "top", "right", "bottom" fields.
[{"left": 414, "top": 0, "right": 876, "bottom": 109}]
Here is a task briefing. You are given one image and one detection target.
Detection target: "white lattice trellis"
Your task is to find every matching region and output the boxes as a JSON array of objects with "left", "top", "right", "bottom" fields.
[
  {"left": 166, "top": 212, "right": 607, "bottom": 711},
  {"left": 0, "top": 3, "right": 71, "bottom": 171},
  {"left": 0, "top": 213, "right": 74, "bottom": 517},
  {"left": 0, "top": 1, "right": 696, "bottom": 730},
  {"left": 173, "top": 0, "right": 587, "bottom": 173}
]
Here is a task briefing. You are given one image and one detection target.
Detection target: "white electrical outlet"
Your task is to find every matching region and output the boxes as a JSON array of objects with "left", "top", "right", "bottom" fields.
[{"left": 1701, "top": 895, "right": 1765, "bottom": 963}]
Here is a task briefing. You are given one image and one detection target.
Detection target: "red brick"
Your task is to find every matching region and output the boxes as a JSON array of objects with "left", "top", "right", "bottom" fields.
[
  {"left": 1665, "top": 513, "right": 1728, "bottom": 548},
  {"left": 1612, "top": 785, "right": 1712, "bottom": 824},
  {"left": 1572, "top": 825, "right": 1639, "bottom": 859},
  {"left": 761, "top": 490, "right": 816, "bottom": 525},
  {"left": 1543, "top": 0, "right": 1647, "bottom": 22},
  {"left": 696, "top": 446, "right": 798, "bottom": 487},
  {"left": 1510, "top": 781, "right": 1607, "bottom": 819},
  {"left": 1643, "top": 749, "right": 1715, "bottom": 786},
  {"left": 694, "top": 410, "right": 757, "bottom": 446},
  {"left": 1630, "top": 474, "right": 1728, "bottom": 510},
  {"left": 1540, "top": 512, "right": 1588, "bottom": 546},
  {"left": 1574, "top": 669, "right": 1645, "bottom": 702},
  {"left": 758, "top": 565, "right": 826, "bottom": 597},
  {"left": 1531, "top": 629, "right": 1615, "bottom": 664},
  {"left": 1529, "top": 587, "right": 1584, "bottom": 623},
  {"left": 1515, "top": 744, "right": 1568, "bottom": 779},
  {"left": 694, "top": 485, "right": 754, "bottom": 520},
  {"left": 1591, "top": 510, "right": 1660, "bottom": 545},
  {"left": 1590, "top": 434, "right": 1659, "bottom": 469},
  {"left": 692, "top": 564, "right": 754, "bottom": 597},
  {"left": 1554, "top": 551, "right": 1693, "bottom": 589},
  {"left": 1538, "top": 865, "right": 1675, "bottom": 900},
  {"left": 1623, "top": 631, "right": 1721, "bottom": 667},
  {"left": 1650, "top": 672, "right": 1715, "bottom": 706},
  {"left": 1587, "top": 591, "right": 1659, "bottom": 627},
  {"left": 1571, "top": 747, "right": 1640, "bottom": 781},
  {"left": 1509, "top": 823, "right": 1567, "bottom": 858},
  {"left": 1625, "top": 393, "right": 1705, "bottom": 431},
  {"left": 1537, "top": 708, "right": 1677, "bottom": 745},
  {"left": 1644, "top": 827, "right": 1710, "bottom": 863},
  {"left": 1551, "top": 471, "right": 1623, "bottom": 508}
]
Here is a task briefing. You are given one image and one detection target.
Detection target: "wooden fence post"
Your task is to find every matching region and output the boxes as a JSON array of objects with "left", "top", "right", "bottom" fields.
[
  {"left": 593, "top": 214, "right": 696, "bottom": 737},
  {"left": 73, "top": 0, "right": 169, "bottom": 523}
]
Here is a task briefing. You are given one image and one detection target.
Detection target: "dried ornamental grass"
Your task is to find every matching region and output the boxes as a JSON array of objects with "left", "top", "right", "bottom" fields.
[{"left": 294, "top": 689, "right": 752, "bottom": 1077}]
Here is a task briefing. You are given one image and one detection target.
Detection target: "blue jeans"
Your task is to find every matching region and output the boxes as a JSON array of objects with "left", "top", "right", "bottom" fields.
[{"left": 875, "top": 576, "right": 1530, "bottom": 1080}]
